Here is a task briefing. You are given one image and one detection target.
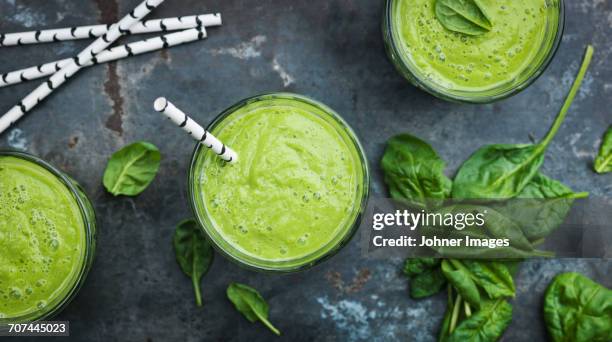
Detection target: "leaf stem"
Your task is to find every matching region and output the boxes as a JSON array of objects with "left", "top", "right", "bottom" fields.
[
  {"left": 192, "top": 273, "right": 202, "bottom": 307},
  {"left": 449, "top": 294, "right": 462, "bottom": 333},
  {"left": 464, "top": 302, "right": 472, "bottom": 317},
  {"left": 571, "top": 192, "right": 590, "bottom": 199},
  {"left": 595, "top": 154, "right": 612, "bottom": 173},
  {"left": 540, "top": 45, "right": 594, "bottom": 149},
  {"left": 254, "top": 311, "right": 281, "bottom": 336},
  {"left": 531, "top": 249, "right": 555, "bottom": 258}
]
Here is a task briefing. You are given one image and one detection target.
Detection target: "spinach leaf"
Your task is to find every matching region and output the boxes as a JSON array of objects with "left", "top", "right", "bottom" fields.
[
  {"left": 452, "top": 143, "right": 545, "bottom": 199},
  {"left": 448, "top": 204, "right": 535, "bottom": 252},
  {"left": 227, "top": 283, "right": 281, "bottom": 336},
  {"left": 103, "top": 141, "right": 161, "bottom": 196},
  {"left": 404, "top": 258, "right": 447, "bottom": 299},
  {"left": 518, "top": 172, "right": 582, "bottom": 199},
  {"left": 442, "top": 259, "right": 515, "bottom": 310},
  {"left": 503, "top": 173, "right": 588, "bottom": 241},
  {"left": 381, "top": 134, "right": 452, "bottom": 207},
  {"left": 501, "top": 260, "right": 522, "bottom": 277},
  {"left": 435, "top": 0, "right": 492, "bottom": 36},
  {"left": 404, "top": 258, "right": 441, "bottom": 276},
  {"left": 447, "top": 299, "right": 513, "bottom": 342},
  {"left": 478, "top": 206, "right": 534, "bottom": 251},
  {"left": 421, "top": 205, "right": 544, "bottom": 258},
  {"left": 421, "top": 216, "right": 552, "bottom": 259},
  {"left": 594, "top": 126, "right": 612, "bottom": 174},
  {"left": 442, "top": 260, "right": 481, "bottom": 309},
  {"left": 454, "top": 260, "right": 515, "bottom": 299},
  {"left": 452, "top": 46, "right": 594, "bottom": 199},
  {"left": 411, "top": 269, "right": 447, "bottom": 299},
  {"left": 173, "top": 219, "right": 214, "bottom": 307},
  {"left": 544, "top": 273, "right": 612, "bottom": 342}
]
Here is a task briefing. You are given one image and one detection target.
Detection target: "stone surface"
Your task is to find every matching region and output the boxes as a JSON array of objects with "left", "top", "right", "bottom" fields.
[{"left": 0, "top": 0, "right": 610, "bottom": 341}]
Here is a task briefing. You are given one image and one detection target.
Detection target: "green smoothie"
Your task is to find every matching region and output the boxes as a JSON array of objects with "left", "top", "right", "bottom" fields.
[
  {"left": 388, "top": 0, "right": 561, "bottom": 96},
  {"left": 0, "top": 156, "right": 87, "bottom": 321},
  {"left": 191, "top": 94, "right": 368, "bottom": 271}
]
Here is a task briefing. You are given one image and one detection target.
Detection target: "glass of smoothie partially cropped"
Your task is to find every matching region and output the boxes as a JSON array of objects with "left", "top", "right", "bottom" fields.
[
  {"left": 0, "top": 151, "right": 96, "bottom": 323},
  {"left": 383, "top": 0, "right": 564, "bottom": 103},
  {"left": 189, "top": 93, "right": 369, "bottom": 272}
]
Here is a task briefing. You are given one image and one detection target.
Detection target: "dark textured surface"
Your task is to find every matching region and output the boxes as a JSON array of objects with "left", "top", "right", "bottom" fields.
[{"left": 0, "top": 0, "right": 611, "bottom": 341}]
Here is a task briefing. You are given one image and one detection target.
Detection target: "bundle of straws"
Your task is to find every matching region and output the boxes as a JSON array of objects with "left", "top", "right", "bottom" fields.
[{"left": 0, "top": 0, "right": 221, "bottom": 134}]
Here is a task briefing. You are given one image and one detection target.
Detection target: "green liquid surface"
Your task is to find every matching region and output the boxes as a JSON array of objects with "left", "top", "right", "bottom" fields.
[
  {"left": 194, "top": 97, "right": 365, "bottom": 267},
  {"left": 394, "top": 0, "right": 553, "bottom": 92},
  {"left": 0, "top": 156, "right": 85, "bottom": 320}
]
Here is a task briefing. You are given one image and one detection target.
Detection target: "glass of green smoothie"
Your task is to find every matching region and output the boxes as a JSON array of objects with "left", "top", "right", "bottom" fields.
[
  {"left": 0, "top": 150, "right": 96, "bottom": 324},
  {"left": 189, "top": 93, "right": 369, "bottom": 272},
  {"left": 383, "top": 0, "right": 564, "bottom": 103}
]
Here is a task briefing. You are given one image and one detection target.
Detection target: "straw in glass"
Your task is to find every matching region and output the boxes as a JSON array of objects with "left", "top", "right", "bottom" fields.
[{"left": 153, "top": 97, "right": 238, "bottom": 163}]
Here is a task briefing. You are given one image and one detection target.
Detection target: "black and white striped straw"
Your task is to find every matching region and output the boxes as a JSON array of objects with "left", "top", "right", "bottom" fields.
[
  {"left": 153, "top": 97, "right": 238, "bottom": 163},
  {"left": 0, "top": 0, "right": 165, "bottom": 134},
  {"left": 0, "top": 13, "right": 220, "bottom": 47},
  {"left": 0, "top": 26, "right": 208, "bottom": 87}
]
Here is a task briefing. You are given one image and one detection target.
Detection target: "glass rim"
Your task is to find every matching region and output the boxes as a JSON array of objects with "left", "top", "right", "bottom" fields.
[
  {"left": 0, "top": 149, "right": 96, "bottom": 323},
  {"left": 188, "top": 92, "right": 370, "bottom": 273},
  {"left": 383, "top": 0, "right": 566, "bottom": 104}
]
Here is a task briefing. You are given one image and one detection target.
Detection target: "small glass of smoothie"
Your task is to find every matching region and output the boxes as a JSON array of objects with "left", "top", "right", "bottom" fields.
[
  {"left": 0, "top": 151, "right": 96, "bottom": 323},
  {"left": 383, "top": 0, "right": 564, "bottom": 103},
  {"left": 189, "top": 93, "right": 369, "bottom": 272}
]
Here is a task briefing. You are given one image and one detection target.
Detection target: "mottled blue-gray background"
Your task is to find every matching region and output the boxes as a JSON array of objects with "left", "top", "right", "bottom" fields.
[{"left": 0, "top": 0, "right": 610, "bottom": 341}]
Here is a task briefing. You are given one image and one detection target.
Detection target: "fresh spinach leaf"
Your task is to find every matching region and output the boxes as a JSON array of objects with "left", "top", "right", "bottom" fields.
[
  {"left": 544, "top": 273, "right": 612, "bottom": 342},
  {"left": 421, "top": 216, "right": 552, "bottom": 259},
  {"left": 420, "top": 207, "right": 554, "bottom": 259},
  {"left": 411, "top": 269, "right": 448, "bottom": 299},
  {"left": 594, "top": 126, "right": 612, "bottom": 174},
  {"left": 404, "top": 259, "right": 447, "bottom": 299},
  {"left": 421, "top": 205, "right": 544, "bottom": 259},
  {"left": 452, "top": 46, "right": 594, "bottom": 199},
  {"left": 173, "top": 219, "right": 214, "bottom": 307},
  {"left": 227, "top": 283, "right": 281, "bottom": 336},
  {"left": 449, "top": 204, "right": 535, "bottom": 252},
  {"left": 501, "top": 260, "right": 521, "bottom": 277},
  {"left": 442, "top": 260, "right": 481, "bottom": 309},
  {"left": 103, "top": 141, "right": 161, "bottom": 196},
  {"left": 454, "top": 260, "right": 515, "bottom": 299},
  {"left": 404, "top": 258, "right": 441, "bottom": 276},
  {"left": 442, "top": 259, "right": 515, "bottom": 311},
  {"left": 452, "top": 143, "right": 546, "bottom": 199},
  {"left": 502, "top": 173, "right": 588, "bottom": 241},
  {"left": 518, "top": 172, "right": 583, "bottom": 199},
  {"left": 479, "top": 206, "right": 534, "bottom": 251},
  {"left": 447, "top": 299, "right": 513, "bottom": 342},
  {"left": 382, "top": 134, "right": 452, "bottom": 207},
  {"left": 435, "top": 0, "right": 492, "bottom": 36},
  {"left": 517, "top": 172, "right": 574, "bottom": 199}
]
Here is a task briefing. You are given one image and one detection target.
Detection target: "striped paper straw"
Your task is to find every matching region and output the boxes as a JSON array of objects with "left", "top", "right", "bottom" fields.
[
  {"left": 1, "top": 27, "right": 207, "bottom": 87},
  {"left": 0, "top": 0, "right": 164, "bottom": 134},
  {"left": 0, "top": 14, "right": 220, "bottom": 46},
  {"left": 153, "top": 97, "right": 238, "bottom": 163}
]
